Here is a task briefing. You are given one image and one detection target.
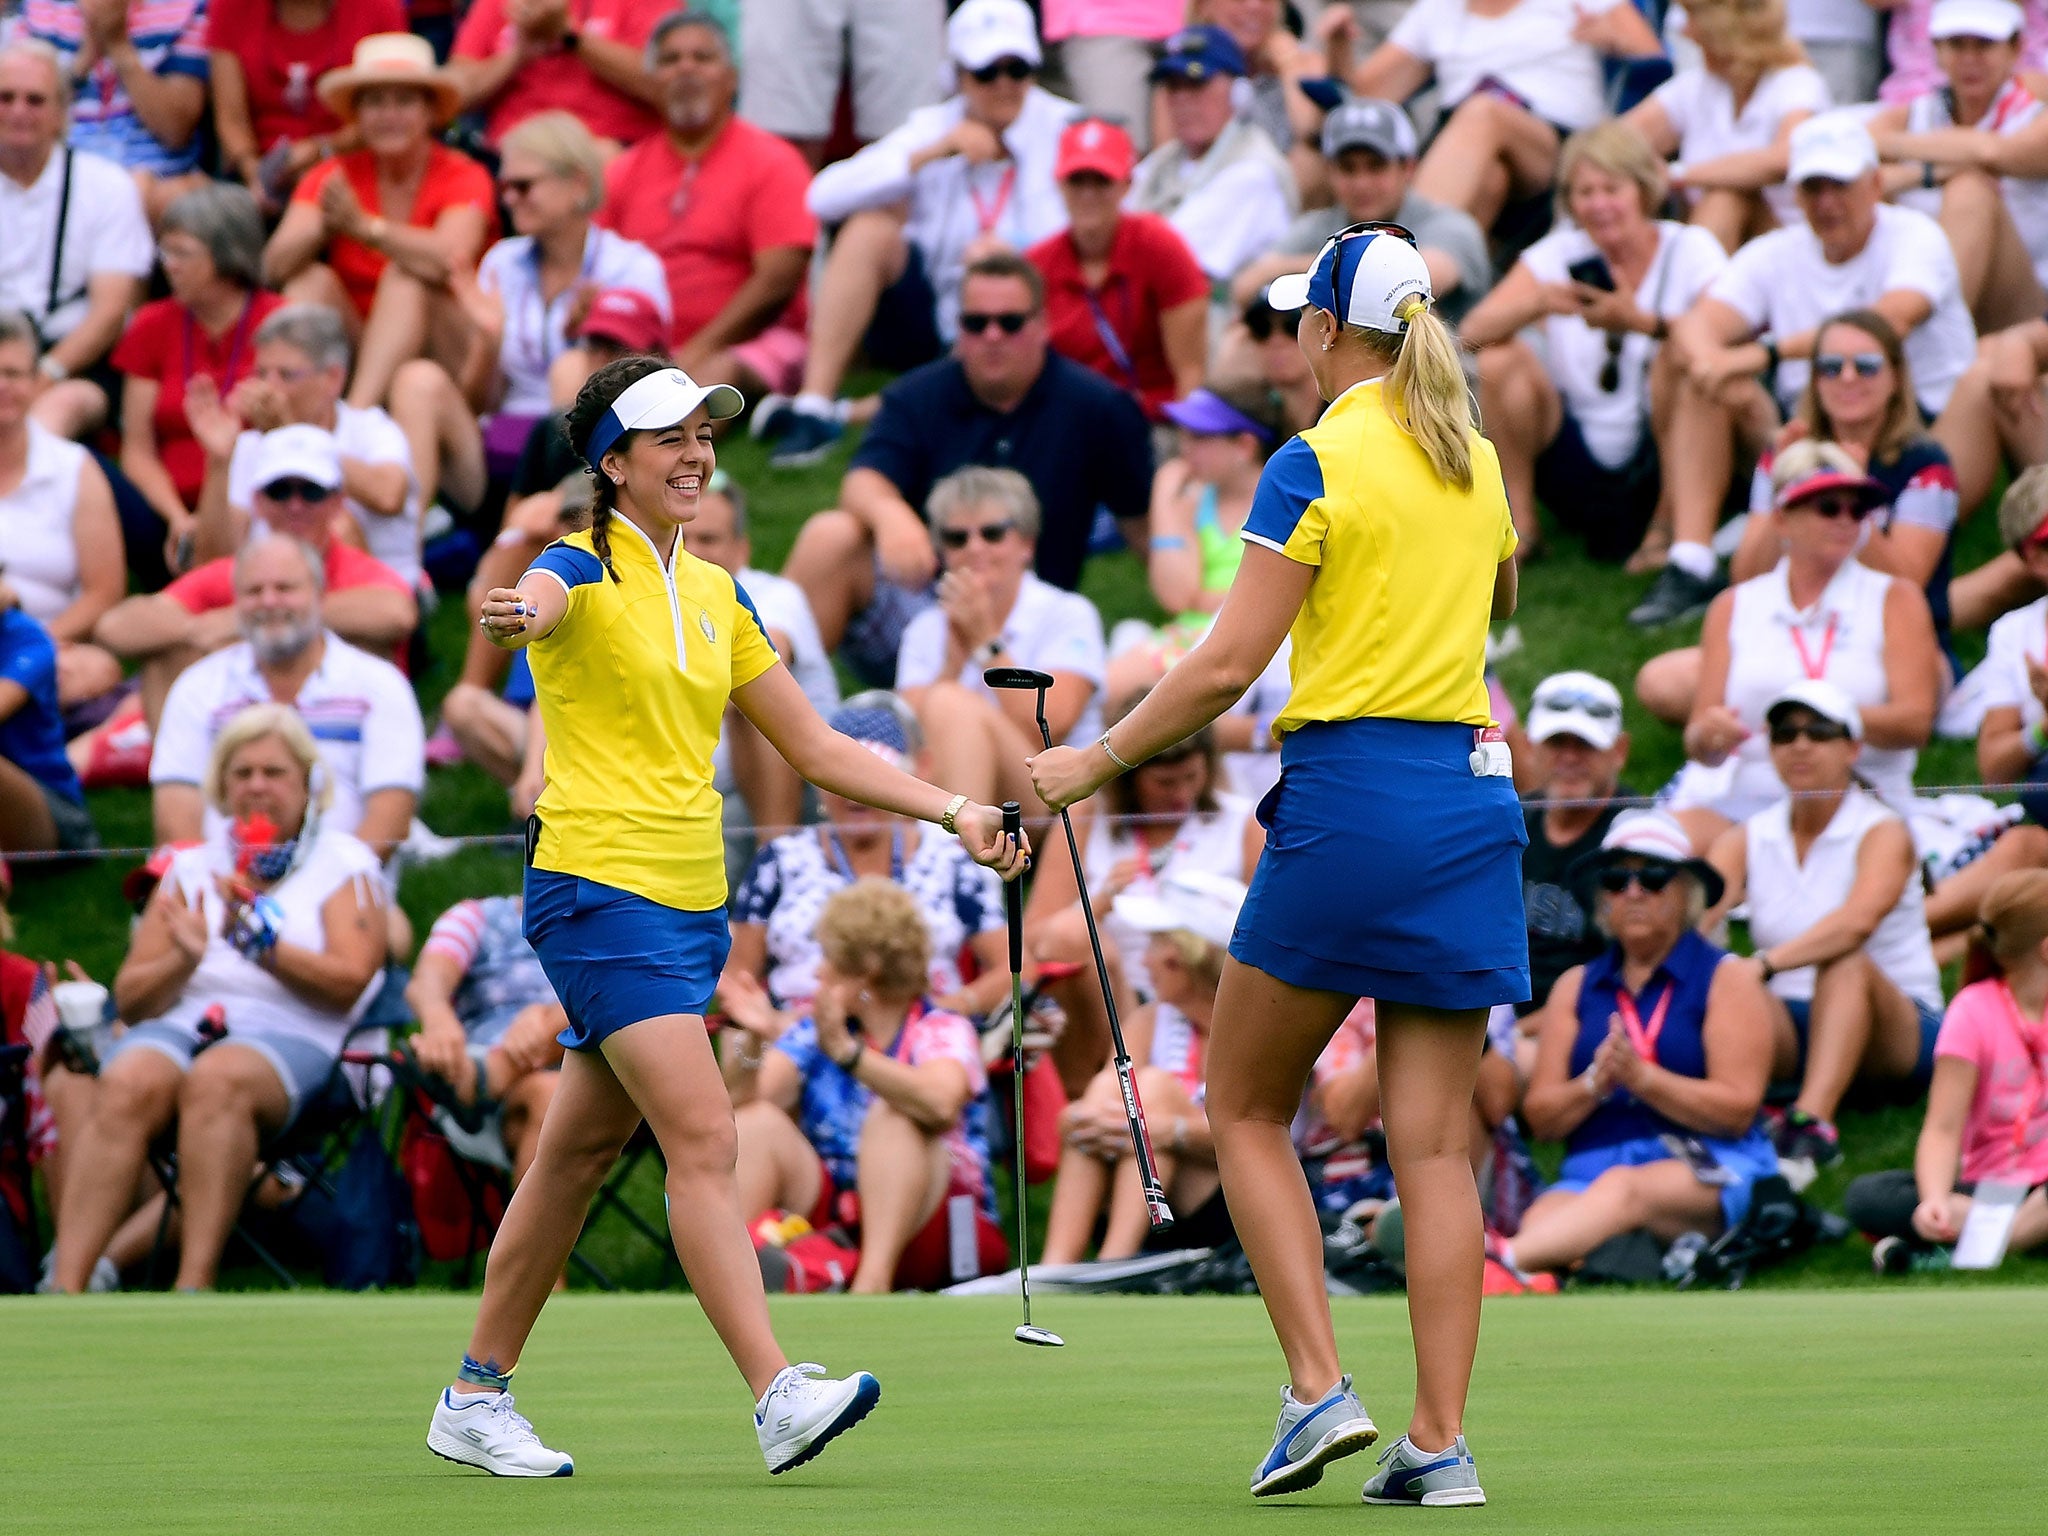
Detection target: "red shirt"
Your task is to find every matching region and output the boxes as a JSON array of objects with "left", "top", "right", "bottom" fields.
[
  {"left": 292, "top": 145, "right": 499, "bottom": 317},
  {"left": 598, "top": 115, "right": 818, "bottom": 345},
  {"left": 206, "top": 0, "right": 407, "bottom": 151},
  {"left": 112, "top": 291, "right": 287, "bottom": 505},
  {"left": 167, "top": 543, "right": 412, "bottom": 612},
  {"left": 1027, "top": 213, "right": 1209, "bottom": 421},
  {"left": 453, "top": 0, "right": 674, "bottom": 147}
]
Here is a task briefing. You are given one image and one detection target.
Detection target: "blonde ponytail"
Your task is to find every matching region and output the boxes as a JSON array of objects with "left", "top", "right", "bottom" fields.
[{"left": 1381, "top": 294, "right": 1473, "bottom": 492}]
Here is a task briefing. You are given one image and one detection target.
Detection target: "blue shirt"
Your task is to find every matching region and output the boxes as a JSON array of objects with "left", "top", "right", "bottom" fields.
[
  {"left": 1569, "top": 930, "right": 1728, "bottom": 1151},
  {"left": 0, "top": 608, "right": 82, "bottom": 804},
  {"left": 850, "top": 353, "right": 1153, "bottom": 591}
]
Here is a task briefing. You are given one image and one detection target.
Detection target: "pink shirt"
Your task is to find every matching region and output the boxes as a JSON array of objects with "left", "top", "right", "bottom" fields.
[
  {"left": 1040, "top": 1, "right": 1184, "bottom": 41},
  {"left": 1934, "top": 979, "right": 2048, "bottom": 1186}
]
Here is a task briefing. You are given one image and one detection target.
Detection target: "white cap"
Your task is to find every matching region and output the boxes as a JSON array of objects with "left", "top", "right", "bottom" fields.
[
  {"left": 1111, "top": 869, "right": 1247, "bottom": 951},
  {"left": 1788, "top": 112, "right": 1879, "bottom": 184},
  {"left": 1930, "top": 0, "right": 2024, "bottom": 40},
  {"left": 1599, "top": 809, "right": 1697, "bottom": 867},
  {"left": 250, "top": 424, "right": 343, "bottom": 494},
  {"left": 1528, "top": 670, "right": 1624, "bottom": 750},
  {"left": 1766, "top": 678, "right": 1865, "bottom": 741},
  {"left": 583, "top": 367, "right": 743, "bottom": 470},
  {"left": 1267, "top": 223, "right": 1433, "bottom": 334},
  {"left": 947, "top": 0, "right": 1042, "bottom": 70}
]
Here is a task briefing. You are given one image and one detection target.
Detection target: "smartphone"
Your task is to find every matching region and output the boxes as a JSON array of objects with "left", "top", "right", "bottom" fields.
[
  {"left": 1661, "top": 1133, "right": 1735, "bottom": 1186},
  {"left": 1568, "top": 254, "right": 1616, "bottom": 293}
]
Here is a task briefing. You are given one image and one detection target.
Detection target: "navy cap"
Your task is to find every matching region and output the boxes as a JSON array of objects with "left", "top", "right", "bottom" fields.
[{"left": 1151, "top": 25, "right": 1247, "bottom": 83}]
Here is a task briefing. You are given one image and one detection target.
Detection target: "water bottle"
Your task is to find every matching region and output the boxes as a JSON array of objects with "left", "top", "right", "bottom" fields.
[{"left": 1662, "top": 1230, "right": 1710, "bottom": 1283}]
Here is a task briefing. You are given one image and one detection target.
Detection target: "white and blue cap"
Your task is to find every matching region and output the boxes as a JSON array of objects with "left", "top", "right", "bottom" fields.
[
  {"left": 583, "top": 367, "right": 743, "bottom": 473},
  {"left": 1265, "top": 224, "right": 1432, "bottom": 334}
]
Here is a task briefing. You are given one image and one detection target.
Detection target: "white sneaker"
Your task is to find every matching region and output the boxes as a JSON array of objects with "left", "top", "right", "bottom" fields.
[
  {"left": 755, "top": 1362, "right": 881, "bottom": 1474},
  {"left": 426, "top": 1387, "right": 574, "bottom": 1477},
  {"left": 1251, "top": 1374, "right": 1379, "bottom": 1497}
]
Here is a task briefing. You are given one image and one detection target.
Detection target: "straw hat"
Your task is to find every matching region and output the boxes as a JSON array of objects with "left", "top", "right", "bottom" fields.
[{"left": 317, "top": 33, "right": 462, "bottom": 126}]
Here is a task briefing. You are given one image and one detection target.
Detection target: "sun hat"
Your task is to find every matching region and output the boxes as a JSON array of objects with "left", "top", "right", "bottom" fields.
[
  {"left": 1266, "top": 223, "right": 1432, "bottom": 333},
  {"left": 582, "top": 368, "right": 743, "bottom": 472},
  {"left": 1764, "top": 679, "right": 1864, "bottom": 742},
  {"left": 317, "top": 33, "right": 463, "bottom": 126},
  {"left": 1572, "top": 809, "right": 1726, "bottom": 909},
  {"left": 1111, "top": 869, "right": 1248, "bottom": 950}
]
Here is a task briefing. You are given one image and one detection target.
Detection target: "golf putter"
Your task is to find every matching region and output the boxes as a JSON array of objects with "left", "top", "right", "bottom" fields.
[
  {"left": 1003, "top": 800, "right": 1064, "bottom": 1349},
  {"left": 984, "top": 667, "right": 1174, "bottom": 1232}
]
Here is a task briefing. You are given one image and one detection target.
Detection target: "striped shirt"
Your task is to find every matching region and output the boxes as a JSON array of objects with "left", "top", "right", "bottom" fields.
[
  {"left": 26, "top": 0, "right": 211, "bottom": 175},
  {"left": 420, "top": 896, "right": 558, "bottom": 1042}
]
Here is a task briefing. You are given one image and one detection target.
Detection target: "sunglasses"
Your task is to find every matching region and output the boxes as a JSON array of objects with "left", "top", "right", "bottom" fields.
[
  {"left": 1597, "top": 864, "right": 1678, "bottom": 895},
  {"left": 969, "top": 58, "right": 1033, "bottom": 83},
  {"left": 1245, "top": 303, "right": 1301, "bottom": 342},
  {"left": 0, "top": 90, "right": 50, "bottom": 108},
  {"left": 939, "top": 520, "right": 1017, "bottom": 549},
  {"left": 1768, "top": 718, "right": 1852, "bottom": 746},
  {"left": 1598, "top": 331, "right": 1626, "bottom": 394},
  {"left": 260, "top": 478, "right": 333, "bottom": 504},
  {"left": 1796, "top": 491, "right": 1874, "bottom": 521},
  {"left": 1332, "top": 219, "right": 1419, "bottom": 249},
  {"left": 1535, "top": 689, "right": 1621, "bottom": 720},
  {"left": 959, "top": 310, "right": 1032, "bottom": 336},
  {"left": 1814, "top": 352, "right": 1886, "bottom": 380}
]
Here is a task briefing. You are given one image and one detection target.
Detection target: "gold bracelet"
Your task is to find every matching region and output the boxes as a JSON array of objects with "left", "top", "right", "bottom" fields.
[{"left": 939, "top": 793, "right": 968, "bottom": 834}]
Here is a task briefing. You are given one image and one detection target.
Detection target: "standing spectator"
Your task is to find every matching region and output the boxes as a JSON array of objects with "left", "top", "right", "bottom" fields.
[
  {"left": 447, "top": 0, "right": 668, "bottom": 152},
  {"left": 755, "top": 0, "right": 1077, "bottom": 466},
  {"left": 596, "top": 12, "right": 816, "bottom": 396},
  {"left": 1026, "top": 116, "right": 1207, "bottom": 422},
  {"left": 206, "top": 0, "right": 407, "bottom": 216},
  {"left": 1463, "top": 122, "right": 1728, "bottom": 563},
  {"left": 0, "top": 603, "right": 95, "bottom": 853},
  {"left": 1786, "top": 0, "right": 1885, "bottom": 107},
  {"left": 22, "top": 0, "right": 209, "bottom": 199},
  {"left": 782, "top": 255, "right": 1152, "bottom": 685},
  {"left": 0, "top": 40, "right": 153, "bottom": 440},
  {"left": 1127, "top": 26, "right": 1295, "bottom": 285},
  {"left": 1042, "top": 0, "right": 1182, "bottom": 150},
  {"left": 149, "top": 535, "right": 423, "bottom": 856},
  {"left": 738, "top": 0, "right": 945, "bottom": 168}
]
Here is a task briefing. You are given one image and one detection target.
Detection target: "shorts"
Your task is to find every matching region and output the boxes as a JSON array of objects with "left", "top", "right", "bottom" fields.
[
  {"left": 1553, "top": 1128, "right": 1780, "bottom": 1228},
  {"left": 1533, "top": 410, "right": 1659, "bottom": 563},
  {"left": 840, "top": 563, "right": 936, "bottom": 687},
  {"left": 730, "top": 324, "right": 808, "bottom": 397},
  {"left": 1782, "top": 996, "right": 1945, "bottom": 1090},
  {"left": 102, "top": 1018, "right": 339, "bottom": 1128},
  {"left": 737, "top": 0, "right": 944, "bottom": 141},
  {"left": 804, "top": 1154, "right": 1006, "bottom": 1289},
  {"left": 41, "top": 784, "right": 99, "bottom": 852},
  {"left": 522, "top": 865, "right": 731, "bottom": 1050},
  {"left": 864, "top": 244, "right": 945, "bottom": 375}
]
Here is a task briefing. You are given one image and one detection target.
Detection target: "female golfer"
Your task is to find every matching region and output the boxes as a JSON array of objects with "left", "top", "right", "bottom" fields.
[
  {"left": 425, "top": 359, "right": 1025, "bottom": 1479},
  {"left": 1032, "top": 227, "right": 1523, "bottom": 1509}
]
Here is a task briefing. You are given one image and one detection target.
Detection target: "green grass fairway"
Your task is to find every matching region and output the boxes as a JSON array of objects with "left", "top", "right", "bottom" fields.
[{"left": 9, "top": 1290, "right": 2039, "bottom": 1534}]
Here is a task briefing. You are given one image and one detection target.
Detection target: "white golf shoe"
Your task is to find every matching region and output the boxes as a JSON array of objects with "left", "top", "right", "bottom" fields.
[
  {"left": 755, "top": 1362, "right": 881, "bottom": 1474},
  {"left": 426, "top": 1387, "right": 574, "bottom": 1477}
]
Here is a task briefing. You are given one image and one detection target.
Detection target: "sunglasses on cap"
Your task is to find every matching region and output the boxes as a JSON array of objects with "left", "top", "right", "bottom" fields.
[
  {"left": 1768, "top": 717, "right": 1852, "bottom": 746},
  {"left": 1815, "top": 352, "right": 1886, "bottom": 380},
  {"left": 960, "top": 310, "right": 1031, "bottom": 336},
  {"left": 260, "top": 478, "right": 334, "bottom": 504},
  {"left": 939, "top": 519, "right": 1017, "bottom": 549},
  {"left": 1536, "top": 688, "right": 1621, "bottom": 719},
  {"left": 969, "top": 58, "right": 1033, "bottom": 83},
  {"left": 1597, "top": 864, "right": 1678, "bottom": 895}
]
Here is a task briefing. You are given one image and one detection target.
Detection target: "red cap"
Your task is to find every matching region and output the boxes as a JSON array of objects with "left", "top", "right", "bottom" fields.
[
  {"left": 123, "top": 841, "right": 199, "bottom": 910},
  {"left": 1055, "top": 118, "right": 1136, "bottom": 183},
  {"left": 578, "top": 287, "right": 669, "bottom": 354},
  {"left": 1775, "top": 466, "right": 1886, "bottom": 513}
]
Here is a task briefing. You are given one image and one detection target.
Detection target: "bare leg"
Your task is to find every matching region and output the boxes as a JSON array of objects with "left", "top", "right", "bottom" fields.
[
  {"left": 1666, "top": 374, "right": 1774, "bottom": 551},
  {"left": 1030, "top": 902, "right": 1132, "bottom": 1096},
  {"left": 1795, "top": 951, "right": 1928, "bottom": 1123},
  {"left": 169, "top": 1044, "right": 292, "bottom": 1290},
  {"left": 911, "top": 684, "right": 1046, "bottom": 810},
  {"left": 30, "top": 379, "right": 109, "bottom": 440},
  {"left": 281, "top": 263, "right": 363, "bottom": 345},
  {"left": 798, "top": 208, "right": 910, "bottom": 402},
  {"left": 440, "top": 685, "right": 528, "bottom": 787},
  {"left": 1475, "top": 341, "right": 1562, "bottom": 556},
  {"left": 1096, "top": 1067, "right": 1194, "bottom": 1259},
  {"left": 1635, "top": 646, "right": 1702, "bottom": 727},
  {"left": 49, "top": 1048, "right": 182, "bottom": 1291},
  {"left": 1932, "top": 348, "right": 2010, "bottom": 519},
  {"left": 1688, "top": 188, "right": 1771, "bottom": 254},
  {"left": 0, "top": 753, "right": 58, "bottom": 852},
  {"left": 732, "top": 1097, "right": 824, "bottom": 1222},
  {"left": 1413, "top": 95, "right": 1558, "bottom": 231},
  {"left": 1941, "top": 171, "right": 2048, "bottom": 334},
  {"left": 1951, "top": 549, "right": 2044, "bottom": 631},
  {"left": 783, "top": 510, "right": 878, "bottom": 652},
  {"left": 389, "top": 358, "right": 488, "bottom": 516},
  {"left": 1039, "top": 1076, "right": 1118, "bottom": 1265},
  {"left": 348, "top": 266, "right": 435, "bottom": 409},
  {"left": 849, "top": 1097, "right": 950, "bottom": 1292},
  {"left": 55, "top": 642, "right": 123, "bottom": 710},
  {"left": 499, "top": 1069, "right": 559, "bottom": 1187},
  {"left": 1508, "top": 1161, "right": 1724, "bottom": 1272},
  {"left": 1927, "top": 824, "right": 2048, "bottom": 937}
]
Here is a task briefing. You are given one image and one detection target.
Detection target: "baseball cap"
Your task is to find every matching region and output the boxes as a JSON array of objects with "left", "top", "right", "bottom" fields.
[
  {"left": 828, "top": 698, "right": 915, "bottom": 769},
  {"left": 1930, "top": 0, "right": 2024, "bottom": 39},
  {"left": 583, "top": 367, "right": 743, "bottom": 472},
  {"left": 1773, "top": 462, "right": 1887, "bottom": 514},
  {"left": 251, "top": 424, "right": 343, "bottom": 495},
  {"left": 1788, "top": 112, "right": 1878, "bottom": 184},
  {"left": 1527, "top": 671, "right": 1625, "bottom": 750},
  {"left": 579, "top": 287, "right": 668, "bottom": 354},
  {"left": 1577, "top": 809, "right": 1726, "bottom": 908},
  {"left": 1055, "top": 117, "right": 1136, "bottom": 182},
  {"left": 1151, "top": 25, "right": 1247, "bottom": 83},
  {"left": 1266, "top": 223, "right": 1432, "bottom": 333},
  {"left": 1161, "top": 387, "right": 1274, "bottom": 441},
  {"left": 1321, "top": 97, "right": 1419, "bottom": 162},
  {"left": 1765, "top": 679, "right": 1865, "bottom": 741},
  {"left": 1111, "top": 869, "right": 1248, "bottom": 950},
  {"left": 948, "top": 0, "right": 1041, "bottom": 71}
]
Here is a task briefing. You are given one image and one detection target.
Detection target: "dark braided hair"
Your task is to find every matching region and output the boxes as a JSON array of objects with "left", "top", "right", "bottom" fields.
[{"left": 563, "top": 354, "right": 672, "bottom": 582}]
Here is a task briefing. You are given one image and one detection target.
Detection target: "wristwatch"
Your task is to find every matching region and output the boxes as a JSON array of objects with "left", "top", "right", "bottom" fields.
[
  {"left": 978, "top": 637, "right": 1003, "bottom": 663},
  {"left": 1757, "top": 952, "right": 1778, "bottom": 981}
]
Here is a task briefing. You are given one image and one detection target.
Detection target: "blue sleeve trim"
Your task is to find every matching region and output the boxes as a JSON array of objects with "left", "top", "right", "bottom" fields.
[
  {"left": 1243, "top": 438, "right": 1326, "bottom": 550},
  {"left": 528, "top": 542, "right": 606, "bottom": 589},
  {"left": 732, "top": 579, "right": 781, "bottom": 659}
]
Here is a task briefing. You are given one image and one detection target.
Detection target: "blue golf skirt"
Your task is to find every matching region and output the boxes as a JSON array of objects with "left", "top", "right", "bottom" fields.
[
  {"left": 1231, "top": 717, "right": 1531, "bottom": 1010},
  {"left": 523, "top": 865, "right": 732, "bottom": 1051}
]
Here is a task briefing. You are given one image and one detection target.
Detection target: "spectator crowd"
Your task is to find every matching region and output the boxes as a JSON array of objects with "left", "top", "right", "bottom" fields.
[{"left": 10, "top": 0, "right": 2048, "bottom": 1296}]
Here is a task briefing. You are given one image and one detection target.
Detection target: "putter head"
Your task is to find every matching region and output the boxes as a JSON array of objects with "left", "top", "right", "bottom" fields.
[
  {"left": 1015, "top": 1325, "right": 1065, "bottom": 1348},
  {"left": 983, "top": 666, "right": 1055, "bottom": 693}
]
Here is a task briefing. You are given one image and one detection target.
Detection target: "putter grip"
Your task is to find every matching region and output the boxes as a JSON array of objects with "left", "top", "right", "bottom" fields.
[{"left": 1001, "top": 800, "right": 1023, "bottom": 971}]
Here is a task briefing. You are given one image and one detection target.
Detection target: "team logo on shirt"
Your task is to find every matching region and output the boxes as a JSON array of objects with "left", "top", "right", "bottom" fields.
[{"left": 700, "top": 611, "right": 717, "bottom": 643}]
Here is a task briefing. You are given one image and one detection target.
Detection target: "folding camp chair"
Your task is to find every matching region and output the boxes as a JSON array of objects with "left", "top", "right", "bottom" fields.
[{"left": 569, "top": 1122, "right": 680, "bottom": 1291}]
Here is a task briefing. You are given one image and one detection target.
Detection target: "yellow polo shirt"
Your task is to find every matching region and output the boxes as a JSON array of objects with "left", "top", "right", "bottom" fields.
[
  {"left": 523, "top": 518, "right": 779, "bottom": 910},
  {"left": 1241, "top": 379, "right": 1515, "bottom": 734}
]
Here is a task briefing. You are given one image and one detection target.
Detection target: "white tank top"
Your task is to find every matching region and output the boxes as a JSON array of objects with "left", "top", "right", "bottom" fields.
[
  {"left": 1086, "top": 792, "right": 1251, "bottom": 997},
  {"left": 1744, "top": 788, "right": 1942, "bottom": 1011},
  {"left": 1900, "top": 80, "right": 2048, "bottom": 288},
  {"left": 1147, "top": 999, "right": 1207, "bottom": 1103},
  {"left": 0, "top": 420, "right": 86, "bottom": 626}
]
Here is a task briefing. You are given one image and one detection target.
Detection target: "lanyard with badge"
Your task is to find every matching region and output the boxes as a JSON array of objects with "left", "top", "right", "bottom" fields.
[
  {"left": 1613, "top": 981, "right": 1672, "bottom": 1067},
  {"left": 180, "top": 292, "right": 260, "bottom": 393},
  {"left": 1790, "top": 617, "right": 1838, "bottom": 681},
  {"left": 967, "top": 162, "right": 1017, "bottom": 238}
]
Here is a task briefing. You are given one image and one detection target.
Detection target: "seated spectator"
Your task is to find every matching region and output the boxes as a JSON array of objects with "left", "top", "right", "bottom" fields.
[
  {"left": 1126, "top": 26, "right": 1296, "bottom": 284},
  {"left": 724, "top": 694, "right": 1008, "bottom": 1028},
  {"left": 47, "top": 703, "right": 388, "bottom": 1292},
  {"left": 738, "top": 0, "right": 944, "bottom": 167},
  {"left": 447, "top": 0, "right": 667, "bottom": 153},
  {"left": 0, "top": 603, "right": 95, "bottom": 853},
  {"left": 782, "top": 255, "right": 1151, "bottom": 686},
  {"left": 0, "top": 309, "right": 124, "bottom": 708},
  {"left": 1704, "top": 682, "right": 1947, "bottom": 1179},
  {"left": 1463, "top": 122, "right": 1728, "bottom": 563},
  {"left": 206, "top": 0, "right": 407, "bottom": 217},
  {"left": 1105, "top": 385, "right": 1280, "bottom": 701},
  {"left": 1235, "top": 292, "right": 1324, "bottom": 437},
  {"left": 594, "top": 12, "right": 816, "bottom": 398},
  {"left": 95, "top": 424, "right": 416, "bottom": 726},
  {"left": 1785, "top": 0, "right": 1887, "bottom": 107},
  {"left": 1025, "top": 116, "right": 1208, "bottom": 422},
  {"left": 1349, "top": 0, "right": 1663, "bottom": 232},
  {"left": 264, "top": 33, "right": 497, "bottom": 411},
  {"left": 404, "top": 895, "right": 565, "bottom": 1184},
  {"left": 1844, "top": 868, "right": 2048, "bottom": 1273},
  {"left": 1042, "top": 0, "right": 1182, "bottom": 151},
  {"left": 1040, "top": 870, "right": 1239, "bottom": 1264},
  {"left": 754, "top": 0, "right": 1076, "bottom": 466},
  {"left": 1872, "top": 0, "right": 2048, "bottom": 334},
  {"left": 725, "top": 879, "right": 995, "bottom": 1294},
  {"left": 1508, "top": 810, "right": 1776, "bottom": 1279},
  {"left": 1023, "top": 693, "right": 1259, "bottom": 1092},
  {"left": 1933, "top": 315, "right": 2048, "bottom": 559},
  {"left": 1642, "top": 113, "right": 1976, "bottom": 627},
  {"left": 0, "top": 40, "right": 152, "bottom": 440},
  {"left": 1187, "top": 0, "right": 1330, "bottom": 173},
  {"left": 1666, "top": 445, "right": 1942, "bottom": 846},
  {"left": 112, "top": 184, "right": 285, "bottom": 561},
  {"left": 1882, "top": 0, "right": 2048, "bottom": 104},
  {"left": 896, "top": 466, "right": 1106, "bottom": 806},
  {"left": 1623, "top": 0, "right": 1831, "bottom": 253},
  {"left": 150, "top": 535, "right": 422, "bottom": 858},
  {"left": 1230, "top": 97, "right": 1491, "bottom": 331},
  {"left": 1520, "top": 673, "right": 1635, "bottom": 1019},
  {"left": 1975, "top": 468, "right": 2048, "bottom": 791}
]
